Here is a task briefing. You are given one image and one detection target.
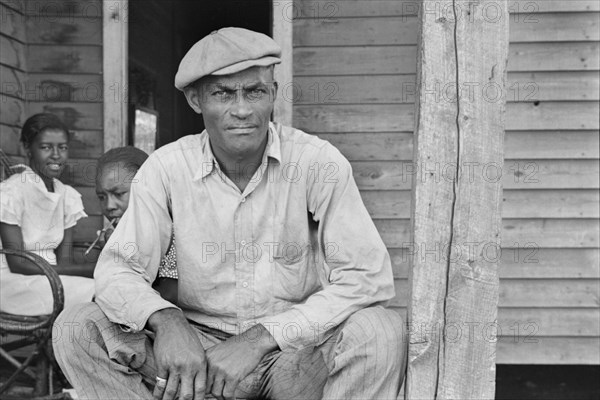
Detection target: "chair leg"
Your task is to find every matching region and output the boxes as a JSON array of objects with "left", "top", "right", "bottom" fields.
[{"left": 33, "top": 351, "right": 49, "bottom": 396}]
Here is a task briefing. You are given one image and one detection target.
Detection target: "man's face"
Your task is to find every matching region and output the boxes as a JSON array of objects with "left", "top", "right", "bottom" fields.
[
  {"left": 185, "top": 66, "right": 277, "bottom": 159},
  {"left": 95, "top": 162, "right": 135, "bottom": 222}
]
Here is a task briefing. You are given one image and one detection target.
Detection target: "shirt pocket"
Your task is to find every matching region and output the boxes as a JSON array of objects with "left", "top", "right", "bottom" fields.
[{"left": 270, "top": 241, "right": 320, "bottom": 302}]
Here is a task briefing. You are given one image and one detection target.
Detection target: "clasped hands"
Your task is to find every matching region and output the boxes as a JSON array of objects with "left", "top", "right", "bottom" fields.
[{"left": 148, "top": 309, "right": 278, "bottom": 400}]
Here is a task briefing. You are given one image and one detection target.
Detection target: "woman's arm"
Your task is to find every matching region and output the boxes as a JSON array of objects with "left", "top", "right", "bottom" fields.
[
  {"left": 55, "top": 227, "right": 95, "bottom": 277},
  {"left": 1, "top": 223, "right": 94, "bottom": 277}
]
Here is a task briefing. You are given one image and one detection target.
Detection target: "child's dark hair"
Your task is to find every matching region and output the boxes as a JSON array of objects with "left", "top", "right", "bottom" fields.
[
  {"left": 96, "top": 147, "right": 149, "bottom": 179},
  {"left": 20, "top": 113, "right": 70, "bottom": 147}
]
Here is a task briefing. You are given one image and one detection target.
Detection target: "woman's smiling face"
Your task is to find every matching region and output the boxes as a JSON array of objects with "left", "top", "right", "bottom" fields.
[{"left": 28, "top": 128, "right": 69, "bottom": 185}]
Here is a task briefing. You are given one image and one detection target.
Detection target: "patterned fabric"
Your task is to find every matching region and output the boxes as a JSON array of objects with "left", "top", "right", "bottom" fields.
[{"left": 157, "top": 234, "right": 177, "bottom": 279}]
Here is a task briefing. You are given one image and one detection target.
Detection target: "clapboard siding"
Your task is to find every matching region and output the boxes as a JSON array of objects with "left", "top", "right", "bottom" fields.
[
  {"left": 293, "top": 0, "right": 600, "bottom": 364},
  {"left": 0, "top": 0, "right": 104, "bottom": 238}
]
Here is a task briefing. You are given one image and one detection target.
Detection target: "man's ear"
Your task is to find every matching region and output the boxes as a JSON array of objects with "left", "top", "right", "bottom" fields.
[
  {"left": 183, "top": 86, "right": 203, "bottom": 114},
  {"left": 271, "top": 81, "right": 278, "bottom": 103}
]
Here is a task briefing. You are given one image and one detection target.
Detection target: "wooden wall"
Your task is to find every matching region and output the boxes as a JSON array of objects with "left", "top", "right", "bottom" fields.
[
  {"left": 0, "top": 0, "right": 104, "bottom": 243},
  {"left": 292, "top": 0, "right": 599, "bottom": 364}
]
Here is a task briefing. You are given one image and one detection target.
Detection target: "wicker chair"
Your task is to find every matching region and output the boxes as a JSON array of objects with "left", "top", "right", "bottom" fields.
[
  {"left": 0, "top": 149, "right": 70, "bottom": 399},
  {"left": 0, "top": 249, "right": 66, "bottom": 399}
]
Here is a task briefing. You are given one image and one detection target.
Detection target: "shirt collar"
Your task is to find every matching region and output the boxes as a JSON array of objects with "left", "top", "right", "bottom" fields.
[{"left": 194, "top": 122, "right": 282, "bottom": 181}]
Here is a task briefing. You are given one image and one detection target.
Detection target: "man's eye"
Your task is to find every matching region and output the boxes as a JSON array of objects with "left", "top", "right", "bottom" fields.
[
  {"left": 97, "top": 195, "right": 106, "bottom": 201},
  {"left": 59, "top": 145, "right": 69, "bottom": 151},
  {"left": 246, "top": 88, "right": 266, "bottom": 100}
]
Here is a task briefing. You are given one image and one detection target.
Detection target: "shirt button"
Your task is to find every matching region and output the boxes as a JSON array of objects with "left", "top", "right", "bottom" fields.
[
  {"left": 242, "top": 281, "right": 249, "bottom": 288},
  {"left": 241, "top": 197, "right": 246, "bottom": 203},
  {"left": 240, "top": 240, "right": 247, "bottom": 246}
]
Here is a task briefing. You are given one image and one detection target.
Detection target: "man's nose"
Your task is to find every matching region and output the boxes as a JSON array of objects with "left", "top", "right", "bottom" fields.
[
  {"left": 230, "top": 95, "right": 253, "bottom": 119},
  {"left": 51, "top": 146, "right": 61, "bottom": 158}
]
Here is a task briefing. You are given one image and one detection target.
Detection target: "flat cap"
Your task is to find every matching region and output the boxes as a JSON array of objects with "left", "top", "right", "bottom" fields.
[{"left": 174, "top": 27, "right": 281, "bottom": 91}]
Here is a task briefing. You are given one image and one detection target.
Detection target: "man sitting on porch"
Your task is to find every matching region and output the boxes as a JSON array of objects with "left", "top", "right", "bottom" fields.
[{"left": 53, "top": 27, "right": 406, "bottom": 400}]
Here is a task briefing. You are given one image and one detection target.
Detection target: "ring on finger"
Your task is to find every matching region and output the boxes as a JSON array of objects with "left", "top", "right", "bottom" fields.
[{"left": 156, "top": 376, "right": 168, "bottom": 388}]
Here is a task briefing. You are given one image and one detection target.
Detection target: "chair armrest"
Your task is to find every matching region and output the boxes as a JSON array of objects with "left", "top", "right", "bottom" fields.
[{"left": 0, "top": 248, "right": 65, "bottom": 333}]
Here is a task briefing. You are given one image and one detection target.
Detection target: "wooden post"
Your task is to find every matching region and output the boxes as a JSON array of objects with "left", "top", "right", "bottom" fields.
[
  {"left": 406, "top": 1, "right": 508, "bottom": 399},
  {"left": 272, "top": 0, "right": 293, "bottom": 126},
  {"left": 102, "top": 0, "right": 129, "bottom": 151}
]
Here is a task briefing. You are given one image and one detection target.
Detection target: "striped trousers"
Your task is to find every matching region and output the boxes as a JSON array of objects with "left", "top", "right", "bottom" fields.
[{"left": 53, "top": 302, "right": 406, "bottom": 400}]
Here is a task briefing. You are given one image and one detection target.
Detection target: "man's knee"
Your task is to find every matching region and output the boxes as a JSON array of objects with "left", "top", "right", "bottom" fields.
[
  {"left": 344, "top": 306, "right": 406, "bottom": 359},
  {"left": 53, "top": 302, "right": 108, "bottom": 355}
]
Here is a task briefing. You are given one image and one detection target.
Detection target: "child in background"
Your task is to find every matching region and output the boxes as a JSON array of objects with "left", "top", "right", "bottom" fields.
[
  {"left": 95, "top": 147, "right": 178, "bottom": 304},
  {"left": 0, "top": 113, "right": 95, "bottom": 315}
]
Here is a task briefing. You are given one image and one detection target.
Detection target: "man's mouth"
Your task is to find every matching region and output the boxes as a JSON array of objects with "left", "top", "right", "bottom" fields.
[{"left": 227, "top": 125, "right": 257, "bottom": 132}]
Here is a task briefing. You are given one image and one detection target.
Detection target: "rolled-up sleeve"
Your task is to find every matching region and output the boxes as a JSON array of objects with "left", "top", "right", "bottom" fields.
[
  {"left": 258, "top": 144, "right": 396, "bottom": 350},
  {"left": 94, "top": 155, "right": 178, "bottom": 332}
]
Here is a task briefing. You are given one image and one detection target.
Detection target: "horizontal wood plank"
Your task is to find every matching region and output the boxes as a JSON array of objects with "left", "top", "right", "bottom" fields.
[
  {"left": 390, "top": 248, "right": 600, "bottom": 279},
  {"left": 361, "top": 189, "right": 600, "bottom": 220},
  {"left": 504, "top": 131, "right": 599, "bottom": 159},
  {"left": 508, "top": 42, "right": 599, "bottom": 71},
  {"left": 293, "top": 46, "right": 417, "bottom": 76},
  {"left": 510, "top": 12, "right": 600, "bottom": 42},
  {"left": 0, "top": 2, "right": 26, "bottom": 42},
  {"left": 350, "top": 160, "right": 600, "bottom": 191},
  {"left": 0, "top": 95, "right": 25, "bottom": 127},
  {"left": 496, "top": 336, "right": 600, "bottom": 364},
  {"left": 19, "top": 0, "right": 102, "bottom": 17},
  {"left": 294, "top": 72, "right": 599, "bottom": 105},
  {"left": 27, "top": 102, "right": 102, "bottom": 130},
  {"left": 502, "top": 189, "right": 600, "bottom": 218},
  {"left": 27, "top": 45, "right": 102, "bottom": 73},
  {"left": 69, "top": 130, "right": 103, "bottom": 158},
  {"left": 26, "top": 73, "right": 103, "bottom": 102},
  {"left": 375, "top": 218, "right": 599, "bottom": 248},
  {"left": 0, "top": 35, "right": 25, "bottom": 70},
  {"left": 294, "top": 102, "right": 598, "bottom": 132},
  {"left": 294, "top": 13, "right": 599, "bottom": 46},
  {"left": 317, "top": 132, "right": 413, "bottom": 160},
  {"left": 294, "top": 43, "right": 598, "bottom": 76},
  {"left": 292, "top": 0, "right": 600, "bottom": 19},
  {"left": 0, "top": 123, "right": 23, "bottom": 155},
  {"left": 391, "top": 279, "right": 600, "bottom": 308},
  {"left": 26, "top": 16, "right": 102, "bottom": 45},
  {"left": 315, "top": 131, "right": 598, "bottom": 162},
  {"left": 0, "top": 64, "right": 26, "bottom": 100}
]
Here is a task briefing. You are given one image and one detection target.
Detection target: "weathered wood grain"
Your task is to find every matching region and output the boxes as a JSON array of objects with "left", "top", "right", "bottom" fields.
[
  {"left": 496, "top": 337, "right": 600, "bottom": 364},
  {"left": 0, "top": 2, "right": 26, "bottom": 42},
  {"left": 0, "top": 64, "right": 26, "bottom": 100},
  {"left": 0, "top": 95, "right": 25, "bottom": 127},
  {"left": 294, "top": 72, "right": 598, "bottom": 105},
  {"left": 27, "top": 102, "right": 102, "bottom": 130},
  {"left": 294, "top": 102, "right": 598, "bottom": 132},
  {"left": 504, "top": 131, "right": 599, "bottom": 159},
  {"left": 102, "top": 0, "right": 128, "bottom": 150},
  {"left": 350, "top": 160, "right": 600, "bottom": 191},
  {"left": 26, "top": 73, "right": 103, "bottom": 102},
  {"left": 502, "top": 189, "right": 600, "bottom": 219},
  {"left": 294, "top": 13, "right": 598, "bottom": 46},
  {"left": 510, "top": 12, "right": 599, "bottom": 42},
  {"left": 0, "top": 123, "right": 23, "bottom": 155},
  {"left": 78, "top": 186, "right": 102, "bottom": 216},
  {"left": 394, "top": 278, "right": 600, "bottom": 308},
  {"left": 508, "top": 42, "right": 599, "bottom": 71},
  {"left": 0, "top": 35, "right": 26, "bottom": 70},
  {"left": 27, "top": 45, "right": 102, "bottom": 73},
  {"left": 293, "top": 46, "right": 417, "bottom": 76},
  {"left": 391, "top": 248, "right": 600, "bottom": 279},
  {"left": 26, "top": 16, "right": 102, "bottom": 45}
]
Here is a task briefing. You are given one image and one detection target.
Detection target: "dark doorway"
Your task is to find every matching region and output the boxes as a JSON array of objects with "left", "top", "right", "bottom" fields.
[{"left": 128, "top": 0, "right": 271, "bottom": 149}]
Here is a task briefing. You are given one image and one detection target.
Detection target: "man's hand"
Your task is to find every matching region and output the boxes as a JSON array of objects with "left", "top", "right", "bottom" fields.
[
  {"left": 205, "top": 324, "right": 279, "bottom": 400},
  {"left": 147, "top": 309, "right": 207, "bottom": 400}
]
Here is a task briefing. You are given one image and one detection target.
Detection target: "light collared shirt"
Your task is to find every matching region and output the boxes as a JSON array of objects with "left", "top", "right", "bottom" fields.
[{"left": 95, "top": 122, "right": 395, "bottom": 350}]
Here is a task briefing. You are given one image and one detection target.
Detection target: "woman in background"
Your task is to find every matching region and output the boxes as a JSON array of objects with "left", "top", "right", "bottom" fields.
[{"left": 0, "top": 113, "right": 95, "bottom": 315}]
